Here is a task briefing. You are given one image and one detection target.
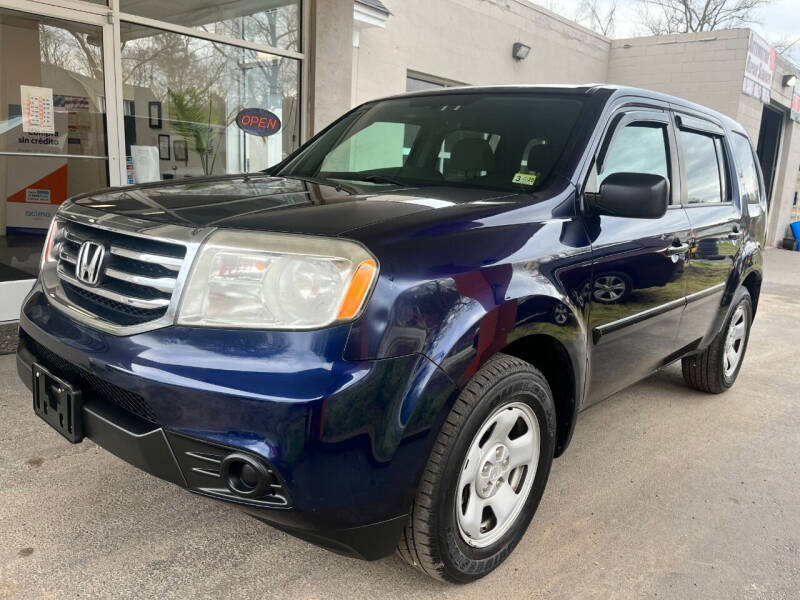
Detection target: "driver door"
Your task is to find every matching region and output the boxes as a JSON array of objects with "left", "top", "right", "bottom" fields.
[{"left": 584, "top": 109, "right": 692, "bottom": 405}]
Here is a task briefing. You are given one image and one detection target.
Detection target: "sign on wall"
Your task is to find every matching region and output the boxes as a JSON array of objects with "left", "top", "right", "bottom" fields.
[
  {"left": 791, "top": 80, "right": 800, "bottom": 123},
  {"left": 742, "top": 32, "right": 775, "bottom": 104}
]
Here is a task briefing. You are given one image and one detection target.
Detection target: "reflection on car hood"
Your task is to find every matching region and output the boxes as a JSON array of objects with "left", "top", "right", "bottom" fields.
[{"left": 70, "top": 174, "right": 520, "bottom": 236}]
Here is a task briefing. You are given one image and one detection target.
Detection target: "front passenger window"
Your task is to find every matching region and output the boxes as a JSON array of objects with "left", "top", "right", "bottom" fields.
[{"left": 587, "top": 122, "right": 671, "bottom": 195}]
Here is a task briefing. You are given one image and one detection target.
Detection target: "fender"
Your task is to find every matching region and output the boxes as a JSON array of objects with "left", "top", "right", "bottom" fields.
[
  {"left": 430, "top": 291, "right": 588, "bottom": 456},
  {"left": 344, "top": 201, "right": 594, "bottom": 456},
  {"left": 695, "top": 237, "right": 763, "bottom": 351}
]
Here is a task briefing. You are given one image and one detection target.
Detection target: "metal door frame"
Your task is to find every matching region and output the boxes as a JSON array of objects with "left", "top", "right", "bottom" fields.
[
  {"left": 0, "top": 0, "right": 124, "bottom": 185},
  {"left": 0, "top": 0, "right": 122, "bottom": 322}
]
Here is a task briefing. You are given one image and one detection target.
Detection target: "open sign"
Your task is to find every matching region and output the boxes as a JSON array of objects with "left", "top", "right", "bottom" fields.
[{"left": 235, "top": 108, "right": 282, "bottom": 137}]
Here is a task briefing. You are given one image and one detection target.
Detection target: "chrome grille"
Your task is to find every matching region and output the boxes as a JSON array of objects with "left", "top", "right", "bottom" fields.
[{"left": 54, "top": 220, "right": 187, "bottom": 327}]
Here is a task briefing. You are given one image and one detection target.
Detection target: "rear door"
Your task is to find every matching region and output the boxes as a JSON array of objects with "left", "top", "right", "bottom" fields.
[
  {"left": 584, "top": 109, "right": 692, "bottom": 404},
  {"left": 672, "top": 113, "right": 742, "bottom": 349}
]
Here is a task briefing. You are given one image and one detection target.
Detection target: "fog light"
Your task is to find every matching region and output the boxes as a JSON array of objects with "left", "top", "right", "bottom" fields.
[{"left": 220, "top": 452, "right": 272, "bottom": 498}]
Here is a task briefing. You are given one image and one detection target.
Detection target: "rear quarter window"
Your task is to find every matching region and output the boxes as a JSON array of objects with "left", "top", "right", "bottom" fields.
[{"left": 729, "top": 133, "right": 763, "bottom": 205}]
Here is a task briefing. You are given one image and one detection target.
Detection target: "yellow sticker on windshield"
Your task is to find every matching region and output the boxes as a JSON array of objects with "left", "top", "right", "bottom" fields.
[{"left": 512, "top": 172, "right": 537, "bottom": 186}]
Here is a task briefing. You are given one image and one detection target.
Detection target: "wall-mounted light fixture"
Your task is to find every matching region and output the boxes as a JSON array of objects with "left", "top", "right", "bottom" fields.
[
  {"left": 782, "top": 74, "right": 797, "bottom": 88},
  {"left": 512, "top": 42, "right": 531, "bottom": 61}
]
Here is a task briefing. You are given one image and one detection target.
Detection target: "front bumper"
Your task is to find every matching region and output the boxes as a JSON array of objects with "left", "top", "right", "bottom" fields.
[{"left": 18, "top": 285, "right": 458, "bottom": 559}]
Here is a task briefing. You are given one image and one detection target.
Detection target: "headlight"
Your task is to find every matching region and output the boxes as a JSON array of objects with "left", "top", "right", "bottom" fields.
[
  {"left": 177, "top": 231, "right": 378, "bottom": 329},
  {"left": 40, "top": 218, "right": 63, "bottom": 272}
]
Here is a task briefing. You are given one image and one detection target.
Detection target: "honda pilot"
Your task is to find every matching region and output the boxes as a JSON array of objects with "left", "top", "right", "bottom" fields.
[{"left": 17, "top": 85, "right": 766, "bottom": 582}]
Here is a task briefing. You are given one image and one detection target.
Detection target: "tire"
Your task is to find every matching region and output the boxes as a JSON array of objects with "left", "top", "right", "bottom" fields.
[
  {"left": 681, "top": 287, "right": 752, "bottom": 394},
  {"left": 397, "top": 353, "right": 556, "bottom": 583}
]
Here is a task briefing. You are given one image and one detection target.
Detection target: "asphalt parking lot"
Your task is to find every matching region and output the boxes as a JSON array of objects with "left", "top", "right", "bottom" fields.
[{"left": 1, "top": 248, "right": 798, "bottom": 599}]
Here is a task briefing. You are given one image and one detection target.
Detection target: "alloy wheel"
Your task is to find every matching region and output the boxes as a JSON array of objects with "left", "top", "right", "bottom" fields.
[{"left": 593, "top": 275, "right": 627, "bottom": 303}]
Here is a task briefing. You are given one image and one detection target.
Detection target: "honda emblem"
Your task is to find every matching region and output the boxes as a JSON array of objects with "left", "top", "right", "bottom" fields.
[{"left": 75, "top": 241, "right": 105, "bottom": 285}]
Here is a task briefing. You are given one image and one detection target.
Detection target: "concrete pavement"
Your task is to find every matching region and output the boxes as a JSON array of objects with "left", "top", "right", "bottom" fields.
[{"left": 1, "top": 248, "right": 798, "bottom": 599}]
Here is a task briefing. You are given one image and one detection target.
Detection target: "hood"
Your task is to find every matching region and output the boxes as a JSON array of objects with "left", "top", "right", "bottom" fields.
[{"left": 70, "top": 174, "right": 521, "bottom": 237}]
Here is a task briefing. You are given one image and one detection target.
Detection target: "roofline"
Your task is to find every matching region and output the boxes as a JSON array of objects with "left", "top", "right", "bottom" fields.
[
  {"left": 362, "top": 83, "right": 747, "bottom": 133},
  {"left": 354, "top": 0, "right": 391, "bottom": 16},
  {"left": 377, "top": 83, "right": 603, "bottom": 101}
]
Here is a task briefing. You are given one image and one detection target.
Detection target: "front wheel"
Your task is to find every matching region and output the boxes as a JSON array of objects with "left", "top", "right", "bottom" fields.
[
  {"left": 682, "top": 287, "right": 752, "bottom": 393},
  {"left": 396, "top": 353, "right": 556, "bottom": 583}
]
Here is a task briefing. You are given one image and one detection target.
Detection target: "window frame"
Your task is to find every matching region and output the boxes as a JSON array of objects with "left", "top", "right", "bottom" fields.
[
  {"left": 582, "top": 108, "right": 681, "bottom": 210},
  {"left": 672, "top": 111, "right": 736, "bottom": 209}
]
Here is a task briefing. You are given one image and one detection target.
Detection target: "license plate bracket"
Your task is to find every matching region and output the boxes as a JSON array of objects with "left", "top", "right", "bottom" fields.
[{"left": 32, "top": 363, "right": 84, "bottom": 443}]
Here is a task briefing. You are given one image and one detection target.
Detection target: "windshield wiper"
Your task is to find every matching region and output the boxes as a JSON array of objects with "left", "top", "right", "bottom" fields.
[
  {"left": 280, "top": 174, "right": 358, "bottom": 195},
  {"left": 333, "top": 174, "right": 411, "bottom": 187}
]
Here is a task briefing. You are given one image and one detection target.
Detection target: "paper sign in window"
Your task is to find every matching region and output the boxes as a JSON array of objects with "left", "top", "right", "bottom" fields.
[{"left": 21, "top": 85, "right": 55, "bottom": 134}]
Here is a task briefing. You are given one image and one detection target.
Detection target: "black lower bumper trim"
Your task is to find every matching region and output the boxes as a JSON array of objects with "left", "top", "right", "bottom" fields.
[
  {"left": 16, "top": 338, "right": 407, "bottom": 561},
  {"left": 245, "top": 511, "right": 408, "bottom": 561},
  {"left": 83, "top": 400, "right": 187, "bottom": 487}
]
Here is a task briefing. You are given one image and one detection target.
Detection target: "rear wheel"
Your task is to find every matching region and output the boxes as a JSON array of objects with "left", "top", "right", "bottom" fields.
[
  {"left": 397, "top": 353, "right": 556, "bottom": 583},
  {"left": 682, "top": 288, "right": 752, "bottom": 393}
]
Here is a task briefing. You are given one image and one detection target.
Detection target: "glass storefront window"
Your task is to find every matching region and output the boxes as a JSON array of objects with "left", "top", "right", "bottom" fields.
[
  {"left": 1, "top": 15, "right": 109, "bottom": 159},
  {"left": 0, "top": 9, "right": 109, "bottom": 281},
  {"left": 119, "top": 0, "right": 300, "bottom": 52},
  {"left": 120, "top": 22, "right": 300, "bottom": 182}
]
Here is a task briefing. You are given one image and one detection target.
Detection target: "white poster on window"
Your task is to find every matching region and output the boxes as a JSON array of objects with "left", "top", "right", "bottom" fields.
[
  {"left": 131, "top": 145, "right": 160, "bottom": 183},
  {"left": 20, "top": 85, "right": 55, "bottom": 134},
  {"left": 742, "top": 32, "right": 775, "bottom": 104}
]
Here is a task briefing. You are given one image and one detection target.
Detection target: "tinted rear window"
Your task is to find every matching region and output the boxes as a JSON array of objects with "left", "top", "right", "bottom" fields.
[
  {"left": 679, "top": 130, "right": 724, "bottom": 204},
  {"left": 730, "top": 133, "right": 762, "bottom": 205}
]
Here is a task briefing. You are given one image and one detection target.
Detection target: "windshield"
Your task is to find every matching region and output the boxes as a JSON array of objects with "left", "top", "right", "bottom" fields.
[{"left": 277, "top": 92, "right": 587, "bottom": 193}]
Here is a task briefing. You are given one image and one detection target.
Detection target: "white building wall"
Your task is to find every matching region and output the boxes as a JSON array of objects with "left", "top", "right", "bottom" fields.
[
  {"left": 312, "top": 0, "right": 356, "bottom": 132},
  {"left": 353, "top": 0, "right": 611, "bottom": 104},
  {"left": 607, "top": 29, "right": 750, "bottom": 120}
]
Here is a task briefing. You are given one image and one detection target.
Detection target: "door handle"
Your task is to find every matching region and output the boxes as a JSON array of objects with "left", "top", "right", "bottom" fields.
[{"left": 665, "top": 242, "right": 690, "bottom": 256}]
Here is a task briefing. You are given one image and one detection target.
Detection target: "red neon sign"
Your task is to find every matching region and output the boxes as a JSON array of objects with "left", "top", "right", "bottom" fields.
[{"left": 235, "top": 108, "right": 282, "bottom": 137}]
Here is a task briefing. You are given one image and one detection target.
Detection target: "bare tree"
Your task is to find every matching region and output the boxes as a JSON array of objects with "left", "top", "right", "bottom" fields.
[
  {"left": 771, "top": 35, "right": 800, "bottom": 67},
  {"left": 636, "top": 0, "right": 774, "bottom": 35},
  {"left": 39, "top": 25, "right": 103, "bottom": 80},
  {"left": 577, "top": 0, "right": 617, "bottom": 36}
]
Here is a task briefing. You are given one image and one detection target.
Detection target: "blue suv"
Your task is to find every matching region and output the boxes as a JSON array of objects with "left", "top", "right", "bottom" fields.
[{"left": 17, "top": 85, "right": 765, "bottom": 582}]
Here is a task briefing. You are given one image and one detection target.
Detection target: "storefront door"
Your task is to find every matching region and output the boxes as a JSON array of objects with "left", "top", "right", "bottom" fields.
[
  {"left": 0, "top": 1, "right": 120, "bottom": 321},
  {"left": 0, "top": 0, "right": 304, "bottom": 328}
]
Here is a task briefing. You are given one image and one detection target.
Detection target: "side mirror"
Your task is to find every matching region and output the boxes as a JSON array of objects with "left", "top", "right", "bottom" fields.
[{"left": 586, "top": 172, "right": 669, "bottom": 219}]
